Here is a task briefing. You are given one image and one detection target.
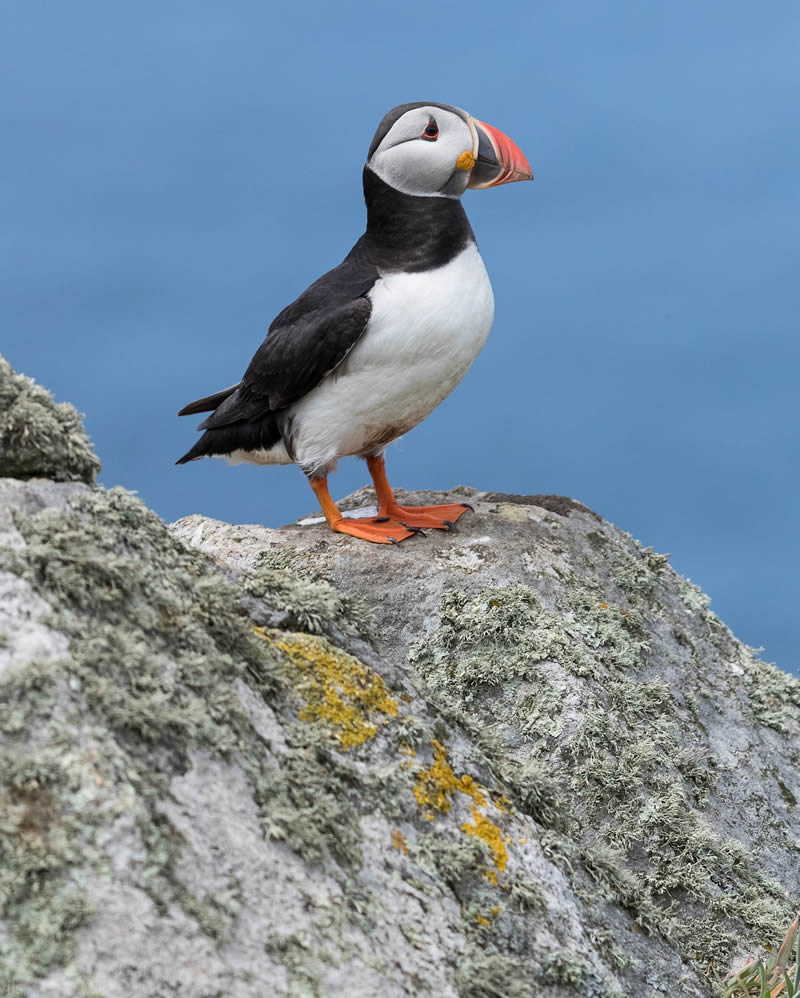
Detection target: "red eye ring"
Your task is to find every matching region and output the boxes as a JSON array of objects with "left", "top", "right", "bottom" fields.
[{"left": 421, "top": 118, "right": 439, "bottom": 141}]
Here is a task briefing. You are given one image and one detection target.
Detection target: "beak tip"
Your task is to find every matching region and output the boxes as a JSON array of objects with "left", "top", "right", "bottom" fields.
[{"left": 469, "top": 117, "right": 533, "bottom": 190}]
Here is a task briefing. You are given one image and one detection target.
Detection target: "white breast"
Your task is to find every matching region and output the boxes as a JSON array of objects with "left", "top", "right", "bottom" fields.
[{"left": 289, "top": 242, "right": 494, "bottom": 475}]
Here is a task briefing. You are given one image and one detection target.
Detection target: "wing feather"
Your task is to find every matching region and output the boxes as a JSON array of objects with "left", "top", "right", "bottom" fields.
[{"left": 177, "top": 240, "right": 378, "bottom": 434}]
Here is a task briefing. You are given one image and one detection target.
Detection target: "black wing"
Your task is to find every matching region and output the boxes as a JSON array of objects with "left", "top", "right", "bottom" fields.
[{"left": 180, "top": 243, "right": 377, "bottom": 432}]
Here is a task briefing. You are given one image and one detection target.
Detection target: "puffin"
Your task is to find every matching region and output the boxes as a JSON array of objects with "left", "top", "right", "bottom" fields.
[{"left": 177, "top": 101, "right": 532, "bottom": 543}]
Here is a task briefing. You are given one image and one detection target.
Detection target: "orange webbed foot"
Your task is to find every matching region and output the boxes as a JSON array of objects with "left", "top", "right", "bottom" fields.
[
  {"left": 309, "top": 475, "right": 420, "bottom": 545},
  {"left": 382, "top": 502, "right": 473, "bottom": 531},
  {"left": 332, "top": 516, "right": 419, "bottom": 545}
]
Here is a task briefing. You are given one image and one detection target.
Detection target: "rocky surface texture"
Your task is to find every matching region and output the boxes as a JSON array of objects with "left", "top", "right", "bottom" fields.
[
  {"left": 1, "top": 353, "right": 799, "bottom": 997},
  {"left": 0, "top": 357, "right": 99, "bottom": 484}
]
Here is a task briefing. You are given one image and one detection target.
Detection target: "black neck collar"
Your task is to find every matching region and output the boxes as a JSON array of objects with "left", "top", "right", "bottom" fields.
[{"left": 354, "top": 167, "right": 474, "bottom": 273}]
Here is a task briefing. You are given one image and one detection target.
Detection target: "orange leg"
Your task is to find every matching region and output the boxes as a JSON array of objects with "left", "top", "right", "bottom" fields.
[
  {"left": 308, "top": 476, "right": 417, "bottom": 544},
  {"left": 366, "top": 456, "right": 472, "bottom": 531}
]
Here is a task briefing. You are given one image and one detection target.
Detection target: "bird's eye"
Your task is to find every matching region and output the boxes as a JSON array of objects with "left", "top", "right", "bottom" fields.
[{"left": 421, "top": 118, "right": 439, "bottom": 141}]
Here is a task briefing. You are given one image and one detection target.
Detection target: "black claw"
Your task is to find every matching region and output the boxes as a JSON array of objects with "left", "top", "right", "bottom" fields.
[
  {"left": 442, "top": 520, "right": 458, "bottom": 533},
  {"left": 388, "top": 536, "right": 400, "bottom": 545},
  {"left": 403, "top": 525, "right": 427, "bottom": 536},
  {"left": 461, "top": 503, "right": 474, "bottom": 512},
  {"left": 374, "top": 516, "right": 391, "bottom": 523}
]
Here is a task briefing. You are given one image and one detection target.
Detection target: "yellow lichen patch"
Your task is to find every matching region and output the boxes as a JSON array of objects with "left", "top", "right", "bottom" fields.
[
  {"left": 462, "top": 806, "right": 509, "bottom": 873},
  {"left": 398, "top": 743, "right": 416, "bottom": 757},
  {"left": 492, "top": 794, "right": 513, "bottom": 814},
  {"left": 413, "top": 741, "right": 513, "bottom": 881},
  {"left": 456, "top": 772, "right": 487, "bottom": 808},
  {"left": 391, "top": 829, "right": 409, "bottom": 855},
  {"left": 413, "top": 740, "right": 487, "bottom": 818},
  {"left": 256, "top": 628, "right": 398, "bottom": 748},
  {"left": 476, "top": 904, "right": 502, "bottom": 927}
]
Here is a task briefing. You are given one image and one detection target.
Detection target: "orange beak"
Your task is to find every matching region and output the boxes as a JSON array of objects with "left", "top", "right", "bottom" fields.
[{"left": 467, "top": 117, "right": 533, "bottom": 189}]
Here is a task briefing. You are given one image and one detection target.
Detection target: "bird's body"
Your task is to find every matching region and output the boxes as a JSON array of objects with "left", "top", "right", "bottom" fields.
[
  {"left": 229, "top": 239, "right": 493, "bottom": 477},
  {"left": 178, "top": 101, "right": 531, "bottom": 543}
]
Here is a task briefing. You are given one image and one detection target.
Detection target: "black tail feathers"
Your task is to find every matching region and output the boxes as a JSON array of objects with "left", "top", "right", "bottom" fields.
[
  {"left": 177, "top": 383, "right": 240, "bottom": 417},
  {"left": 175, "top": 414, "right": 283, "bottom": 465}
]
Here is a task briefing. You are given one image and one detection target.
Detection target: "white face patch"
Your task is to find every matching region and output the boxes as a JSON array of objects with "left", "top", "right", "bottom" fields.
[{"left": 368, "top": 106, "right": 476, "bottom": 198}]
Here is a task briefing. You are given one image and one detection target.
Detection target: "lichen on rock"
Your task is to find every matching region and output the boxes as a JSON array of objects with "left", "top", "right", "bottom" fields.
[
  {"left": 0, "top": 355, "right": 100, "bottom": 483},
  {"left": 402, "top": 519, "right": 799, "bottom": 981},
  {"left": 2, "top": 364, "right": 799, "bottom": 996},
  {"left": 244, "top": 563, "right": 375, "bottom": 640},
  {"left": 260, "top": 628, "right": 398, "bottom": 747}
]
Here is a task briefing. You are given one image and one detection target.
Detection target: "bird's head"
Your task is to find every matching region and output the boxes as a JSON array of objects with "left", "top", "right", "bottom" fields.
[{"left": 366, "top": 101, "right": 532, "bottom": 199}]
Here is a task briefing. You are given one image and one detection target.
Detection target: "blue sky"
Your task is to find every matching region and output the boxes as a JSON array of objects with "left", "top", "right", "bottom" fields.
[{"left": 2, "top": 1, "right": 798, "bottom": 671}]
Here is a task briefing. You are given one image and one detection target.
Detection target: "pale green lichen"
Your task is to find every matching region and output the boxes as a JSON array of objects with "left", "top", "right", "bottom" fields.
[
  {"left": 568, "top": 584, "right": 650, "bottom": 673},
  {"left": 543, "top": 950, "right": 590, "bottom": 987},
  {"left": 244, "top": 565, "right": 374, "bottom": 640},
  {"left": 0, "top": 354, "right": 100, "bottom": 483},
  {"left": 613, "top": 545, "right": 670, "bottom": 604},
  {"left": 455, "top": 951, "right": 535, "bottom": 998},
  {"left": 498, "top": 758, "right": 568, "bottom": 832},
  {"left": 518, "top": 683, "right": 567, "bottom": 748},
  {"left": 740, "top": 648, "right": 800, "bottom": 735},
  {"left": 409, "top": 578, "right": 651, "bottom": 699},
  {"left": 409, "top": 584, "right": 578, "bottom": 696},
  {"left": 680, "top": 578, "right": 713, "bottom": 613},
  {"left": 0, "top": 749, "right": 92, "bottom": 985},
  {"left": 567, "top": 684, "right": 795, "bottom": 974},
  {"left": 564, "top": 669, "right": 795, "bottom": 965},
  {"left": 546, "top": 963, "right": 625, "bottom": 998},
  {"left": 0, "top": 486, "right": 278, "bottom": 986},
  {"left": 507, "top": 877, "right": 545, "bottom": 913},
  {"left": 683, "top": 594, "right": 799, "bottom": 737},
  {"left": 414, "top": 833, "right": 487, "bottom": 890},
  {"left": 0, "top": 663, "right": 60, "bottom": 736},
  {"left": 408, "top": 556, "right": 799, "bottom": 989},
  {"left": 2, "top": 451, "right": 798, "bottom": 994},
  {"left": 0, "top": 486, "right": 380, "bottom": 988},
  {"left": 266, "top": 933, "right": 325, "bottom": 997},
  {"left": 250, "top": 726, "right": 365, "bottom": 870}
]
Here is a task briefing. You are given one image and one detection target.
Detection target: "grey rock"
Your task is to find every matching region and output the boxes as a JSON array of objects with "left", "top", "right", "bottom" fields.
[
  {"left": 1, "top": 471, "right": 798, "bottom": 998},
  {"left": 0, "top": 355, "right": 100, "bottom": 483}
]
